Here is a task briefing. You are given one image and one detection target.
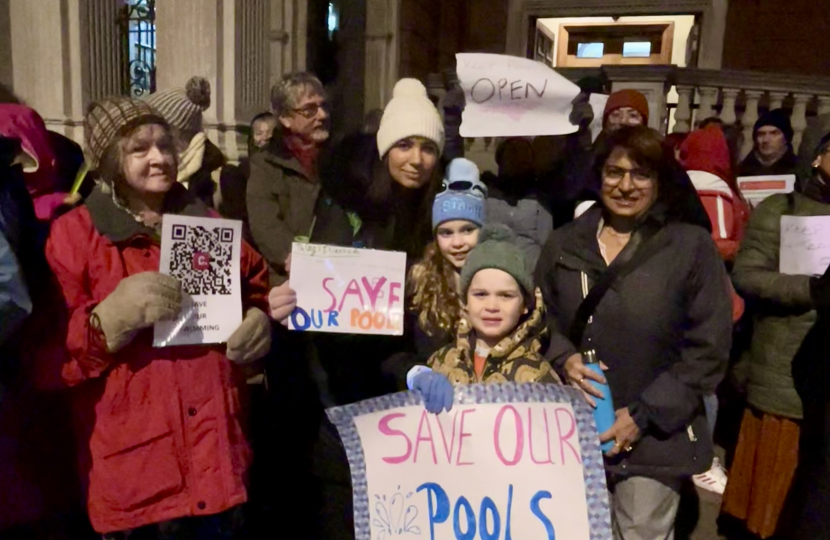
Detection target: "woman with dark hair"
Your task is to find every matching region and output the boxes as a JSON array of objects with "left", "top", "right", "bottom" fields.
[
  {"left": 267, "top": 78, "right": 447, "bottom": 540},
  {"left": 536, "top": 126, "right": 732, "bottom": 539}
]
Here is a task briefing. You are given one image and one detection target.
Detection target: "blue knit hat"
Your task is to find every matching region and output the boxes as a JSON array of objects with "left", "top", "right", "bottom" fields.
[{"left": 432, "top": 158, "right": 487, "bottom": 230}]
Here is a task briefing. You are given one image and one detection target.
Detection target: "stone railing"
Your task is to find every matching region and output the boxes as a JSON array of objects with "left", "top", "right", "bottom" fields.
[{"left": 428, "top": 65, "right": 830, "bottom": 172}]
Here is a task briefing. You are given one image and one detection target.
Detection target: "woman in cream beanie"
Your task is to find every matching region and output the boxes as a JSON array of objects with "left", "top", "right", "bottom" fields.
[
  {"left": 314, "top": 77, "right": 446, "bottom": 258},
  {"left": 300, "top": 77, "right": 448, "bottom": 540}
]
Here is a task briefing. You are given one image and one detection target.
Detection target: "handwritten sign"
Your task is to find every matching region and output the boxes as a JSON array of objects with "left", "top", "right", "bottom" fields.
[
  {"left": 589, "top": 94, "right": 610, "bottom": 143},
  {"left": 154, "top": 214, "right": 243, "bottom": 347},
  {"left": 288, "top": 243, "right": 407, "bottom": 335},
  {"left": 780, "top": 215, "right": 830, "bottom": 276},
  {"left": 456, "top": 53, "right": 581, "bottom": 138},
  {"left": 737, "top": 175, "right": 795, "bottom": 208},
  {"left": 328, "top": 383, "right": 612, "bottom": 540}
]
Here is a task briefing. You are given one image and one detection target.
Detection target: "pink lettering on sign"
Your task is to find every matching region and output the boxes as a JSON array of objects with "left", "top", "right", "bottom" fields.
[
  {"left": 379, "top": 413, "right": 411, "bottom": 464},
  {"left": 555, "top": 406, "right": 581, "bottom": 465},
  {"left": 494, "top": 405, "right": 524, "bottom": 466},
  {"left": 377, "top": 408, "right": 478, "bottom": 466}
]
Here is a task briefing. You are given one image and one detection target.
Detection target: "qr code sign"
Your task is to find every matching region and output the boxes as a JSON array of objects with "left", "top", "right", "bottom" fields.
[{"left": 170, "top": 224, "right": 234, "bottom": 295}]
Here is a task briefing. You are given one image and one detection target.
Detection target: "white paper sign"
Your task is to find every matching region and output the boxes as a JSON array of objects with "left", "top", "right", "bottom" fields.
[
  {"left": 737, "top": 175, "right": 796, "bottom": 208},
  {"left": 780, "top": 215, "right": 830, "bottom": 276},
  {"left": 288, "top": 243, "right": 406, "bottom": 335},
  {"left": 589, "top": 93, "right": 610, "bottom": 142},
  {"left": 154, "top": 214, "right": 243, "bottom": 347},
  {"left": 456, "top": 53, "right": 582, "bottom": 137}
]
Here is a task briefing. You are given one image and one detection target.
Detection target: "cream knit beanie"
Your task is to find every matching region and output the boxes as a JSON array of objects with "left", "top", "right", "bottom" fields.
[{"left": 376, "top": 78, "right": 444, "bottom": 158}]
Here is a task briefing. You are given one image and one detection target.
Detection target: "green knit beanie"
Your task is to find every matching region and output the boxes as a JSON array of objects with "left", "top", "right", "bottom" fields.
[{"left": 460, "top": 224, "right": 533, "bottom": 300}]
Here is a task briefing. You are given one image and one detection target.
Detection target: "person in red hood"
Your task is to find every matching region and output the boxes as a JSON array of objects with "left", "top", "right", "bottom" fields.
[
  {"left": 680, "top": 124, "right": 750, "bottom": 264},
  {"left": 680, "top": 123, "right": 750, "bottom": 496},
  {"left": 0, "top": 103, "right": 79, "bottom": 222}
]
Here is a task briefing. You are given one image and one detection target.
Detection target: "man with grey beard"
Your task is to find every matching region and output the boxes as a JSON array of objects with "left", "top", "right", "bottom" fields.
[{"left": 247, "top": 71, "right": 330, "bottom": 286}]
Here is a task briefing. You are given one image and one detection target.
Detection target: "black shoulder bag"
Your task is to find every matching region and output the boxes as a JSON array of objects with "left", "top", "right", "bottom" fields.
[{"left": 568, "top": 223, "right": 669, "bottom": 347}]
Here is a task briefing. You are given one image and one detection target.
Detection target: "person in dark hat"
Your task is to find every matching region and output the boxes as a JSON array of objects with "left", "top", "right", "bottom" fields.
[{"left": 738, "top": 109, "right": 798, "bottom": 177}]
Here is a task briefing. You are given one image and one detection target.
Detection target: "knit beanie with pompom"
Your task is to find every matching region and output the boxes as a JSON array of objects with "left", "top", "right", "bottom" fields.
[
  {"left": 146, "top": 76, "right": 211, "bottom": 136},
  {"left": 460, "top": 224, "right": 533, "bottom": 301},
  {"left": 376, "top": 78, "right": 444, "bottom": 158}
]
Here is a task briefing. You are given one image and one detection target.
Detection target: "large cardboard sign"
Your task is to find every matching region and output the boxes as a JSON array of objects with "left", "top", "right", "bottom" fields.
[
  {"left": 456, "top": 53, "right": 582, "bottom": 138},
  {"left": 328, "top": 383, "right": 613, "bottom": 540},
  {"left": 289, "top": 243, "right": 407, "bottom": 335}
]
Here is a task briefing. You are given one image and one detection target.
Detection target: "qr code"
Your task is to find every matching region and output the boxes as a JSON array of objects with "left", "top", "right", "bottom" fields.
[{"left": 169, "top": 224, "right": 234, "bottom": 295}]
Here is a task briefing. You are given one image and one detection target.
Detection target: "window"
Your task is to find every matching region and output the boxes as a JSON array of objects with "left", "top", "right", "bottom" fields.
[
  {"left": 623, "top": 42, "right": 652, "bottom": 58},
  {"left": 327, "top": 3, "right": 339, "bottom": 39},
  {"left": 121, "top": 0, "right": 156, "bottom": 98},
  {"left": 576, "top": 43, "right": 604, "bottom": 59},
  {"left": 556, "top": 22, "right": 674, "bottom": 68}
]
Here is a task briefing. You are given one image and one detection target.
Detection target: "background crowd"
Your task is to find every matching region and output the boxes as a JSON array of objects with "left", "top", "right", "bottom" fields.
[{"left": 0, "top": 66, "right": 828, "bottom": 540}]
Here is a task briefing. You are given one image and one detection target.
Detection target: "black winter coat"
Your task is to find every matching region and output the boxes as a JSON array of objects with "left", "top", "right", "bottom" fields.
[
  {"left": 535, "top": 206, "right": 732, "bottom": 478},
  {"left": 782, "top": 311, "right": 830, "bottom": 538}
]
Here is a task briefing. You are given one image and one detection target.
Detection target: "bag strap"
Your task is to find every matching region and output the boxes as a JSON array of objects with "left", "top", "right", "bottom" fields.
[{"left": 568, "top": 223, "right": 668, "bottom": 347}]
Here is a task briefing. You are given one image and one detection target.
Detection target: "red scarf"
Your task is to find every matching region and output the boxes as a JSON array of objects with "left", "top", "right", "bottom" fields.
[{"left": 285, "top": 135, "right": 320, "bottom": 180}]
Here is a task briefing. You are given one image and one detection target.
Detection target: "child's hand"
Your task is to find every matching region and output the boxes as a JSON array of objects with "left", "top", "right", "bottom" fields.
[{"left": 412, "top": 371, "right": 454, "bottom": 414}]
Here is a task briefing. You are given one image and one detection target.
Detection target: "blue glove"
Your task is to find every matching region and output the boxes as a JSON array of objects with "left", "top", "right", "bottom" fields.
[{"left": 412, "top": 371, "right": 454, "bottom": 414}]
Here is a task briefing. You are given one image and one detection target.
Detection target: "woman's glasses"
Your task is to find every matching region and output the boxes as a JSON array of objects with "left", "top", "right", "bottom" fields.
[{"left": 602, "top": 166, "right": 655, "bottom": 187}]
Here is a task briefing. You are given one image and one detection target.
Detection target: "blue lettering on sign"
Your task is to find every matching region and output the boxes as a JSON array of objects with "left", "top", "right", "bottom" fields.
[
  {"left": 416, "top": 483, "right": 538, "bottom": 540},
  {"left": 530, "top": 490, "right": 556, "bottom": 540},
  {"left": 290, "top": 307, "right": 341, "bottom": 330}
]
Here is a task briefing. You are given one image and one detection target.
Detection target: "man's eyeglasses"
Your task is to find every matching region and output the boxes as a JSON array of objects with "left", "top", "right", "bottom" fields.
[
  {"left": 602, "top": 166, "right": 655, "bottom": 186},
  {"left": 292, "top": 102, "right": 328, "bottom": 119},
  {"left": 439, "top": 179, "right": 488, "bottom": 197}
]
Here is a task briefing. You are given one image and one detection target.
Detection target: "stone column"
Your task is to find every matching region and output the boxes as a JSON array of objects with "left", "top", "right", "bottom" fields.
[
  {"left": 741, "top": 90, "right": 763, "bottom": 159},
  {"left": 7, "top": 0, "right": 89, "bottom": 142},
  {"left": 364, "top": 0, "right": 400, "bottom": 113},
  {"left": 673, "top": 86, "right": 694, "bottom": 133},
  {"left": 695, "top": 87, "right": 719, "bottom": 126},
  {"left": 719, "top": 88, "right": 740, "bottom": 125},
  {"left": 268, "top": 0, "right": 308, "bottom": 89},
  {"left": 156, "top": 0, "right": 286, "bottom": 161}
]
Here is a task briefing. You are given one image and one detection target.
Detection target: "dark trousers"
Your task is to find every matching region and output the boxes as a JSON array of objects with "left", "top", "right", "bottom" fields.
[{"left": 101, "top": 507, "right": 244, "bottom": 540}]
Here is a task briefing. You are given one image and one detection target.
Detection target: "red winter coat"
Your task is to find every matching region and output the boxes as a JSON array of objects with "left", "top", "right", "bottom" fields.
[
  {"left": 43, "top": 186, "right": 269, "bottom": 533},
  {"left": 680, "top": 125, "right": 750, "bottom": 263}
]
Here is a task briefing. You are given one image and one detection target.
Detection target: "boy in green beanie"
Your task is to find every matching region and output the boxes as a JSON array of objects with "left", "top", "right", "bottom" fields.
[{"left": 410, "top": 224, "right": 560, "bottom": 414}]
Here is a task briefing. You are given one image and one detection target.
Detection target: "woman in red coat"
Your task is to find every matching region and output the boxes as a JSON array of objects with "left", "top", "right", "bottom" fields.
[{"left": 44, "top": 97, "right": 271, "bottom": 538}]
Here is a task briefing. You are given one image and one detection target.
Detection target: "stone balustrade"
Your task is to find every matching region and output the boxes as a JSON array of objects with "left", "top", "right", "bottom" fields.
[{"left": 433, "top": 64, "right": 830, "bottom": 173}]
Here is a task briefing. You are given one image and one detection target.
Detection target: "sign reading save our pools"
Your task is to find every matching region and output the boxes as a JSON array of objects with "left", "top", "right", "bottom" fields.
[
  {"left": 327, "top": 383, "right": 613, "bottom": 540},
  {"left": 288, "top": 243, "right": 407, "bottom": 336}
]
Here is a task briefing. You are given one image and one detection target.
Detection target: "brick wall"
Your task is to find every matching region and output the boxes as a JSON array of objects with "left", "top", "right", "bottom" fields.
[{"left": 722, "top": 0, "right": 830, "bottom": 76}]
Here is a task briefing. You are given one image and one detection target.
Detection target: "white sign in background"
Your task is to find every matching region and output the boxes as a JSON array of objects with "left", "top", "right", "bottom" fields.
[
  {"left": 456, "top": 53, "right": 582, "bottom": 138},
  {"left": 780, "top": 215, "right": 830, "bottom": 276},
  {"left": 353, "top": 403, "right": 590, "bottom": 540},
  {"left": 154, "top": 214, "right": 243, "bottom": 347},
  {"left": 288, "top": 243, "right": 407, "bottom": 336},
  {"left": 737, "top": 175, "right": 796, "bottom": 208}
]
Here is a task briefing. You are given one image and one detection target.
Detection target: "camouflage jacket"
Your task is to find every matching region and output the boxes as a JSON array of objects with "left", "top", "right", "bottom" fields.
[{"left": 427, "top": 288, "right": 561, "bottom": 385}]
